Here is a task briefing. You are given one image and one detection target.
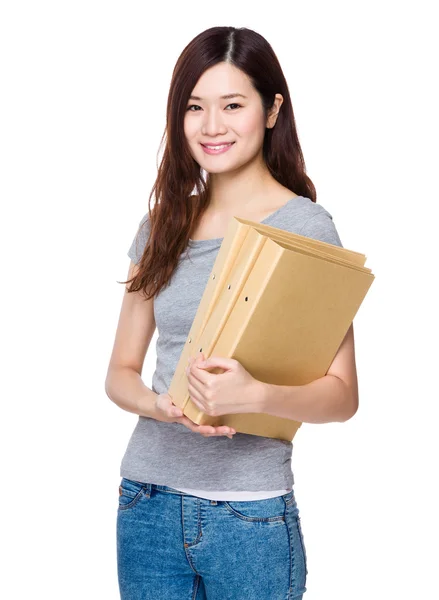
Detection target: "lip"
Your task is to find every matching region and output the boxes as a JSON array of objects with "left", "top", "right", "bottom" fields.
[{"left": 200, "top": 142, "right": 235, "bottom": 155}]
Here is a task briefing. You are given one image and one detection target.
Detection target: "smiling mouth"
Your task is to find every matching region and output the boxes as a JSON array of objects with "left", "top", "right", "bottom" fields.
[{"left": 200, "top": 142, "right": 235, "bottom": 154}]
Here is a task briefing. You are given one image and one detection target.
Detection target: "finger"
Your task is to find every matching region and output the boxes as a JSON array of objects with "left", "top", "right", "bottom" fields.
[
  {"left": 187, "top": 377, "right": 204, "bottom": 400},
  {"left": 178, "top": 417, "right": 234, "bottom": 437},
  {"left": 187, "top": 361, "right": 210, "bottom": 386},
  {"left": 160, "top": 399, "right": 182, "bottom": 418},
  {"left": 186, "top": 369, "right": 206, "bottom": 400},
  {"left": 157, "top": 395, "right": 175, "bottom": 410},
  {"left": 174, "top": 413, "right": 235, "bottom": 435},
  {"left": 178, "top": 416, "right": 216, "bottom": 434},
  {"left": 187, "top": 385, "right": 207, "bottom": 414},
  {"left": 200, "top": 425, "right": 235, "bottom": 437},
  {"left": 177, "top": 415, "right": 206, "bottom": 430}
]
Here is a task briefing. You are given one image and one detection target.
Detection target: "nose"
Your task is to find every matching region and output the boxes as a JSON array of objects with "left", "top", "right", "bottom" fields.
[{"left": 201, "top": 108, "right": 227, "bottom": 137}]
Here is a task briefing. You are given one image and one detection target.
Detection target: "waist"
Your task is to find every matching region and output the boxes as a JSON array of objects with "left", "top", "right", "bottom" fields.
[{"left": 149, "top": 483, "right": 293, "bottom": 501}]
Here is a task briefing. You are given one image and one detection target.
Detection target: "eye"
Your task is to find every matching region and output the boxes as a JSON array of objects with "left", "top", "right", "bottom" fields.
[{"left": 186, "top": 103, "right": 242, "bottom": 112}]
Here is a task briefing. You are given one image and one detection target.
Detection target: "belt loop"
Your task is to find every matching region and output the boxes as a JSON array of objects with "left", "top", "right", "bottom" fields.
[{"left": 143, "top": 482, "right": 152, "bottom": 498}]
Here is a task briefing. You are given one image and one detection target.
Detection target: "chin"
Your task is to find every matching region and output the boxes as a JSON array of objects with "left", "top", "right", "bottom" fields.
[
  {"left": 203, "top": 165, "right": 240, "bottom": 175},
  {"left": 196, "top": 155, "right": 245, "bottom": 175},
  {"left": 202, "top": 163, "right": 230, "bottom": 172}
]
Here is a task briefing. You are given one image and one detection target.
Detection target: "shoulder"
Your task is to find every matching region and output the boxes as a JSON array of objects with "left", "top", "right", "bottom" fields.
[
  {"left": 296, "top": 199, "right": 343, "bottom": 248},
  {"left": 138, "top": 210, "right": 151, "bottom": 229},
  {"left": 134, "top": 210, "right": 152, "bottom": 245},
  {"left": 127, "top": 209, "right": 152, "bottom": 264}
]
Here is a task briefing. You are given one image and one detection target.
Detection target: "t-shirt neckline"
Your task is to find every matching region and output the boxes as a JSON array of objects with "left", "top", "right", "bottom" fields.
[{"left": 188, "top": 195, "right": 302, "bottom": 246}]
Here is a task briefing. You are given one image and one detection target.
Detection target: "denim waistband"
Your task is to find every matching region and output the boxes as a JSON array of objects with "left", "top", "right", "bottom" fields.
[
  {"left": 135, "top": 482, "right": 295, "bottom": 503},
  {"left": 142, "top": 483, "right": 193, "bottom": 497}
]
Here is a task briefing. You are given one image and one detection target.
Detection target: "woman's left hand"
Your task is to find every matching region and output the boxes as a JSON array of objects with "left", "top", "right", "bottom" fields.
[{"left": 185, "top": 353, "right": 262, "bottom": 417}]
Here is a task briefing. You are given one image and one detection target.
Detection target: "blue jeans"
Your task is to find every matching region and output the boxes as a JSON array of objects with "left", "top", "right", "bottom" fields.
[{"left": 116, "top": 478, "right": 308, "bottom": 599}]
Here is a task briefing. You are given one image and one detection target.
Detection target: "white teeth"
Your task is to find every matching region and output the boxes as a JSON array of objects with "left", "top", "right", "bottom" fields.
[{"left": 204, "top": 143, "right": 232, "bottom": 150}]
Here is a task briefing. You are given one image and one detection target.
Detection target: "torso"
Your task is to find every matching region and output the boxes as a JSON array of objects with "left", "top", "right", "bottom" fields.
[{"left": 190, "top": 188, "right": 299, "bottom": 242}]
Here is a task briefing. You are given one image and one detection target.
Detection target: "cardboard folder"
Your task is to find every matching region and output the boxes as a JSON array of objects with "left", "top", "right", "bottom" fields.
[{"left": 168, "top": 217, "right": 375, "bottom": 441}]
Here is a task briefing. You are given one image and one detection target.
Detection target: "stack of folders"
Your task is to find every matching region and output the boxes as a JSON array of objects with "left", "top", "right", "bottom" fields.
[{"left": 167, "top": 216, "right": 375, "bottom": 442}]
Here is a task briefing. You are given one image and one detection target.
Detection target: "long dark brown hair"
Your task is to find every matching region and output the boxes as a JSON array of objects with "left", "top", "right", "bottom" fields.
[{"left": 121, "top": 26, "right": 316, "bottom": 300}]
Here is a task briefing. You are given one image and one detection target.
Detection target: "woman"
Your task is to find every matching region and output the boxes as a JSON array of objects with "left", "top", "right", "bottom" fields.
[{"left": 106, "top": 26, "right": 358, "bottom": 600}]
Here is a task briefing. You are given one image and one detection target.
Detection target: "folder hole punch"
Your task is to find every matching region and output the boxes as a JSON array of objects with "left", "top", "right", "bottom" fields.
[
  {"left": 212, "top": 274, "right": 216, "bottom": 280},
  {"left": 245, "top": 297, "right": 249, "bottom": 301},
  {"left": 228, "top": 284, "right": 231, "bottom": 289},
  {"left": 199, "top": 348, "right": 203, "bottom": 352},
  {"left": 188, "top": 338, "right": 192, "bottom": 343}
]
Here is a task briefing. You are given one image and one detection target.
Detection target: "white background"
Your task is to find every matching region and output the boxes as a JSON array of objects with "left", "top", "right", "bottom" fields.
[{"left": 1, "top": 1, "right": 437, "bottom": 598}]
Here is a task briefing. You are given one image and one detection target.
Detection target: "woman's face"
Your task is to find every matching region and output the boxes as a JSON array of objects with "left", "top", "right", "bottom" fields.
[{"left": 184, "top": 62, "right": 274, "bottom": 174}]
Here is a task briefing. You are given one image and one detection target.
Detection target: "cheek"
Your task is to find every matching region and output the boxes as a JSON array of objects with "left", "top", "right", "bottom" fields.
[
  {"left": 236, "top": 112, "right": 266, "bottom": 142},
  {"left": 184, "top": 118, "right": 197, "bottom": 141},
  {"left": 183, "top": 121, "right": 200, "bottom": 160}
]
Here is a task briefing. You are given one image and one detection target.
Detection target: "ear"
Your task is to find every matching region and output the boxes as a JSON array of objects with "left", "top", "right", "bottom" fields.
[{"left": 266, "top": 94, "right": 284, "bottom": 129}]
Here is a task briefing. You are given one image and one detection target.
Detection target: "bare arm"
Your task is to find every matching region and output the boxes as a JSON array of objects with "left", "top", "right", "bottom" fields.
[
  {"left": 106, "top": 259, "right": 245, "bottom": 439},
  {"left": 105, "top": 260, "right": 160, "bottom": 419}
]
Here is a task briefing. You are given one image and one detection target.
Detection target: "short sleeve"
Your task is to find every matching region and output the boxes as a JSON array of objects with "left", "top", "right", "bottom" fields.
[
  {"left": 127, "top": 212, "right": 151, "bottom": 264},
  {"left": 298, "top": 210, "right": 343, "bottom": 248}
]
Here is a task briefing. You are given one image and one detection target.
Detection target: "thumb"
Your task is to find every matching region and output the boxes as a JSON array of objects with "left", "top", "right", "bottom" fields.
[
  {"left": 167, "top": 396, "right": 183, "bottom": 416},
  {"left": 160, "top": 393, "right": 183, "bottom": 416},
  {"left": 197, "top": 355, "right": 234, "bottom": 371}
]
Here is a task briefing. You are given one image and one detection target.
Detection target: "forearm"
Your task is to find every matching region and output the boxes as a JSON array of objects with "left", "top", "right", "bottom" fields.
[
  {"left": 105, "top": 366, "right": 159, "bottom": 419},
  {"left": 256, "top": 375, "right": 357, "bottom": 424}
]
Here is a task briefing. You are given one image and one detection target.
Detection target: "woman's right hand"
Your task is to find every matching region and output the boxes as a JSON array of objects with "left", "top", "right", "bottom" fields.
[{"left": 154, "top": 393, "right": 236, "bottom": 439}]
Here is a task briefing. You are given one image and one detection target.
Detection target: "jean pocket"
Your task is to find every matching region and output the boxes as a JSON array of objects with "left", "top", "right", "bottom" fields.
[
  {"left": 223, "top": 493, "right": 292, "bottom": 522},
  {"left": 118, "top": 478, "right": 146, "bottom": 511}
]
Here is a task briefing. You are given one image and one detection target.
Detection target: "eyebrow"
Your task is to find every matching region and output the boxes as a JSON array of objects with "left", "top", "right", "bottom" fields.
[{"left": 188, "top": 93, "right": 248, "bottom": 101}]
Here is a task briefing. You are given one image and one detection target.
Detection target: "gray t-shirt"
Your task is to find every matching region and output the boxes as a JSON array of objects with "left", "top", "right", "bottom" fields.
[{"left": 120, "top": 195, "right": 343, "bottom": 491}]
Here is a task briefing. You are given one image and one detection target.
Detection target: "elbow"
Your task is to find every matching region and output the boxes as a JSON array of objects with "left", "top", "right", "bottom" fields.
[
  {"left": 341, "top": 390, "right": 359, "bottom": 422},
  {"left": 105, "top": 368, "right": 117, "bottom": 403},
  {"left": 105, "top": 365, "right": 111, "bottom": 392},
  {"left": 104, "top": 377, "right": 114, "bottom": 403},
  {"left": 334, "top": 377, "right": 359, "bottom": 422}
]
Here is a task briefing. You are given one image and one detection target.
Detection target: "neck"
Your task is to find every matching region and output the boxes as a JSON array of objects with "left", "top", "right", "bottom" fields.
[{"left": 206, "top": 153, "right": 278, "bottom": 213}]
